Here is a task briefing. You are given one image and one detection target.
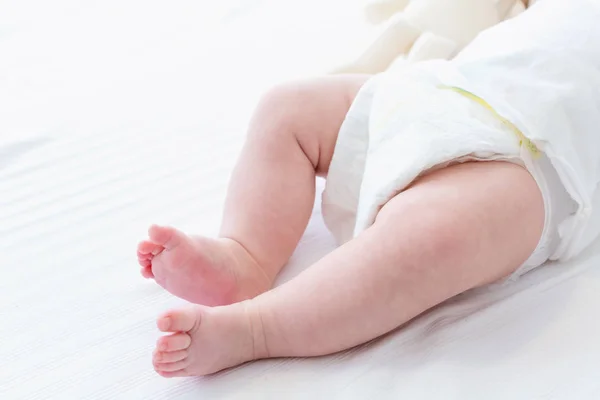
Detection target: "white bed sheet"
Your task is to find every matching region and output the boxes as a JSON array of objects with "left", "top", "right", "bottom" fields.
[{"left": 2, "top": 1, "right": 600, "bottom": 399}]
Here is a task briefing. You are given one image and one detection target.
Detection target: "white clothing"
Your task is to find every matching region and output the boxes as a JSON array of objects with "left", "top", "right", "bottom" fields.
[{"left": 323, "top": 0, "right": 600, "bottom": 276}]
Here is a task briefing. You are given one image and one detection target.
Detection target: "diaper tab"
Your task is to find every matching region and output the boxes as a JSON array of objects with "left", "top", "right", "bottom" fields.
[{"left": 438, "top": 85, "right": 541, "bottom": 159}]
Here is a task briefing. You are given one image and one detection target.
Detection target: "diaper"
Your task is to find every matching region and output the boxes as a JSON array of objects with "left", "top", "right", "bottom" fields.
[{"left": 322, "top": 70, "right": 577, "bottom": 279}]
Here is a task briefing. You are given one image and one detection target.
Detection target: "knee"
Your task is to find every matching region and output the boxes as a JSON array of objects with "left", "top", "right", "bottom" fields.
[
  {"left": 253, "top": 81, "right": 315, "bottom": 132},
  {"left": 424, "top": 216, "right": 471, "bottom": 265},
  {"left": 417, "top": 214, "right": 470, "bottom": 267},
  {"left": 249, "top": 81, "right": 322, "bottom": 164}
]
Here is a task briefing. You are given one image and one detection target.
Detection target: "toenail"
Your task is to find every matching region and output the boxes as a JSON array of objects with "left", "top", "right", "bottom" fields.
[
  {"left": 157, "top": 317, "right": 171, "bottom": 331},
  {"left": 159, "top": 341, "right": 168, "bottom": 351}
]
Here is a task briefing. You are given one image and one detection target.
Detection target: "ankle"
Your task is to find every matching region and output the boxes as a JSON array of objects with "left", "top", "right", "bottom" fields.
[
  {"left": 240, "top": 300, "right": 271, "bottom": 360},
  {"left": 219, "top": 238, "right": 274, "bottom": 300}
]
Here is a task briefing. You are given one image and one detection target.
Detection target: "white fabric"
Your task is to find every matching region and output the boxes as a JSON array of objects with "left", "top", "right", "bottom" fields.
[
  {"left": 325, "top": 0, "right": 600, "bottom": 270},
  {"left": 451, "top": 0, "right": 600, "bottom": 261},
  {"left": 2, "top": 1, "right": 600, "bottom": 399}
]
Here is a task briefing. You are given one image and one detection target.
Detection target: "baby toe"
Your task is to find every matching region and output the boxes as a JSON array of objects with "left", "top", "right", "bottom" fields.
[
  {"left": 138, "top": 240, "right": 163, "bottom": 255},
  {"left": 156, "top": 370, "right": 189, "bottom": 378},
  {"left": 154, "top": 359, "right": 191, "bottom": 373},
  {"left": 137, "top": 250, "right": 153, "bottom": 260},
  {"left": 137, "top": 240, "right": 153, "bottom": 254},
  {"left": 140, "top": 266, "right": 154, "bottom": 278},
  {"left": 138, "top": 257, "right": 151, "bottom": 267},
  {"left": 157, "top": 333, "right": 191, "bottom": 352},
  {"left": 153, "top": 349, "right": 188, "bottom": 363}
]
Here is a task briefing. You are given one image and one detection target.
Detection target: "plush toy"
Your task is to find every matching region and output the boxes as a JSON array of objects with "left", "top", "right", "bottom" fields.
[{"left": 333, "top": 0, "right": 527, "bottom": 74}]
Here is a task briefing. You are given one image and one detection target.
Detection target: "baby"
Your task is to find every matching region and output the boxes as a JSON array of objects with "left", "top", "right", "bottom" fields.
[{"left": 137, "top": 0, "right": 600, "bottom": 377}]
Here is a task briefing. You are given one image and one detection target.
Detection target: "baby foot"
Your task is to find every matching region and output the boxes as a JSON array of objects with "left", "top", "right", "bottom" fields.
[
  {"left": 152, "top": 304, "right": 264, "bottom": 377},
  {"left": 137, "top": 225, "right": 270, "bottom": 306}
]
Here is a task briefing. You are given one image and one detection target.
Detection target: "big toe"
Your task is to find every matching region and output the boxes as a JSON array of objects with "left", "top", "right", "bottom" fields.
[
  {"left": 157, "top": 307, "right": 201, "bottom": 333},
  {"left": 148, "top": 225, "right": 186, "bottom": 250}
]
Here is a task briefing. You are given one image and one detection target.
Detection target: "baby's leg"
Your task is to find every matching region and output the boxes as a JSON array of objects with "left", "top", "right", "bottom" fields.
[
  {"left": 152, "top": 161, "right": 545, "bottom": 376},
  {"left": 137, "top": 75, "right": 369, "bottom": 305}
]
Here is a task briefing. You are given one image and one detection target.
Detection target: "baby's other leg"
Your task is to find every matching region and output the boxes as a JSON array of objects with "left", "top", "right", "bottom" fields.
[
  {"left": 152, "top": 161, "right": 545, "bottom": 376},
  {"left": 138, "top": 75, "right": 369, "bottom": 305},
  {"left": 219, "top": 75, "right": 369, "bottom": 279}
]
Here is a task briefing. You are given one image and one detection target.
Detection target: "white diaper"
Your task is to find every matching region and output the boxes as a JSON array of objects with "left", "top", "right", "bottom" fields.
[{"left": 322, "top": 70, "right": 577, "bottom": 279}]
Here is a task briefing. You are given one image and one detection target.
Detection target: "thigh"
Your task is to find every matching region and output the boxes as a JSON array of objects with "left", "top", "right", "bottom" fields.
[
  {"left": 375, "top": 161, "right": 546, "bottom": 286},
  {"left": 249, "top": 74, "right": 370, "bottom": 176}
]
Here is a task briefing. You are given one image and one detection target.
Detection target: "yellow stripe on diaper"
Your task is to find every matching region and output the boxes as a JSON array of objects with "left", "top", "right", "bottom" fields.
[{"left": 439, "top": 86, "right": 541, "bottom": 158}]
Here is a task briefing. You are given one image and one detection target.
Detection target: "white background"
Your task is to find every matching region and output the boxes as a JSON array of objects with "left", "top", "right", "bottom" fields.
[{"left": 2, "top": 1, "right": 600, "bottom": 399}]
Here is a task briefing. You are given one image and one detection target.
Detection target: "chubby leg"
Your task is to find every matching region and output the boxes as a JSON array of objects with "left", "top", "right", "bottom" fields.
[
  {"left": 137, "top": 75, "right": 369, "bottom": 305},
  {"left": 152, "top": 161, "right": 545, "bottom": 376}
]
